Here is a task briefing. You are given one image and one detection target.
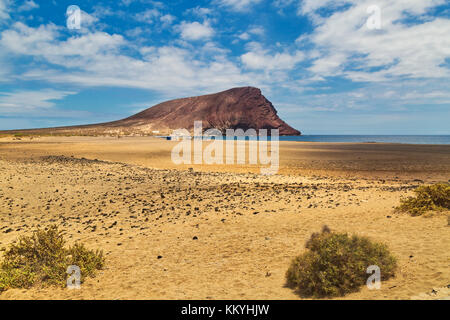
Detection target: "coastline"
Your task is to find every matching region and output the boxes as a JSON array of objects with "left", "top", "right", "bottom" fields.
[{"left": 1, "top": 136, "right": 449, "bottom": 179}]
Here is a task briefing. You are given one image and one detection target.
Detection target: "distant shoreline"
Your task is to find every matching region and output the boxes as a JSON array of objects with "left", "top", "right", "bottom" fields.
[
  {"left": 280, "top": 135, "right": 450, "bottom": 145},
  {"left": 1, "top": 135, "right": 449, "bottom": 180},
  {"left": 160, "top": 135, "right": 450, "bottom": 145},
  {"left": 1, "top": 133, "right": 449, "bottom": 145}
]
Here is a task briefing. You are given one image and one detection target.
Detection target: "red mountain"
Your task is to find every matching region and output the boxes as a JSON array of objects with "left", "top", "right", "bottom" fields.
[
  {"left": 111, "top": 87, "right": 300, "bottom": 135},
  {"left": 1, "top": 87, "right": 301, "bottom": 136}
]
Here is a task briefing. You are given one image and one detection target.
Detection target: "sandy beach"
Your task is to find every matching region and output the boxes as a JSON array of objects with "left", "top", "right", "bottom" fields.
[{"left": 0, "top": 136, "right": 449, "bottom": 300}]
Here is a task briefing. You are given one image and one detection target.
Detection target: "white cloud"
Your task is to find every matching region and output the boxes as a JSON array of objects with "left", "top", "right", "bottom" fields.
[
  {"left": 1, "top": 22, "right": 124, "bottom": 58},
  {"left": 0, "top": 21, "right": 285, "bottom": 95},
  {"left": 1, "top": 22, "right": 59, "bottom": 54},
  {"left": 17, "top": 0, "right": 39, "bottom": 12},
  {"left": 185, "top": 6, "right": 212, "bottom": 18},
  {"left": 129, "top": 8, "right": 175, "bottom": 28},
  {"left": 125, "top": 27, "right": 145, "bottom": 38},
  {"left": 0, "top": 0, "right": 11, "bottom": 20},
  {"left": 0, "top": 90, "right": 76, "bottom": 113},
  {"left": 308, "top": 53, "right": 347, "bottom": 75},
  {"left": 237, "top": 26, "right": 264, "bottom": 41},
  {"left": 248, "top": 26, "right": 265, "bottom": 36},
  {"left": 92, "top": 5, "right": 117, "bottom": 19},
  {"left": 121, "top": 0, "right": 164, "bottom": 7},
  {"left": 3, "top": 1, "right": 446, "bottom": 112},
  {"left": 218, "top": 0, "right": 262, "bottom": 11},
  {"left": 238, "top": 32, "right": 250, "bottom": 40},
  {"left": 134, "top": 9, "right": 160, "bottom": 23},
  {"left": 299, "top": 0, "right": 349, "bottom": 16},
  {"left": 241, "top": 44, "right": 305, "bottom": 70},
  {"left": 160, "top": 14, "right": 175, "bottom": 26},
  {"left": 300, "top": 0, "right": 450, "bottom": 81},
  {"left": 283, "top": 78, "right": 450, "bottom": 117},
  {"left": 0, "top": 22, "right": 253, "bottom": 95},
  {"left": 79, "top": 10, "right": 100, "bottom": 30},
  {"left": 178, "top": 21, "right": 214, "bottom": 40}
]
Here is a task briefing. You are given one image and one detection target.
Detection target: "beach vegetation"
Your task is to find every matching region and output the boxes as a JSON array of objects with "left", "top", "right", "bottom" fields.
[
  {"left": 396, "top": 183, "right": 450, "bottom": 216},
  {"left": 286, "top": 226, "right": 397, "bottom": 298},
  {"left": 0, "top": 225, "right": 104, "bottom": 293}
]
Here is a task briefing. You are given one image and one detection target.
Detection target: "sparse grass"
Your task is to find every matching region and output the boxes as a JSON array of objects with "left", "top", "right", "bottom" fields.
[
  {"left": 0, "top": 226, "right": 104, "bottom": 293},
  {"left": 286, "top": 226, "right": 397, "bottom": 298},
  {"left": 396, "top": 183, "right": 450, "bottom": 216}
]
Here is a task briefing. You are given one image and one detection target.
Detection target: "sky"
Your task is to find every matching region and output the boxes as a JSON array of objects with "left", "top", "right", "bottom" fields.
[{"left": 0, "top": 0, "right": 449, "bottom": 134}]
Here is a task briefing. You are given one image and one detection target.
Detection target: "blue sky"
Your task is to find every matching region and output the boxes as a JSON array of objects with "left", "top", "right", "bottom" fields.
[{"left": 0, "top": 0, "right": 449, "bottom": 134}]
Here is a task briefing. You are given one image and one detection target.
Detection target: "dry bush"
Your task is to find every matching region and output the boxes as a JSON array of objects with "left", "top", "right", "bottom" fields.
[
  {"left": 0, "top": 226, "right": 104, "bottom": 293},
  {"left": 396, "top": 183, "right": 450, "bottom": 216},
  {"left": 286, "top": 226, "right": 397, "bottom": 298}
]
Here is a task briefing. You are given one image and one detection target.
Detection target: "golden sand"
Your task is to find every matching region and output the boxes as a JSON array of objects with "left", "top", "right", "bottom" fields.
[{"left": 0, "top": 136, "right": 449, "bottom": 300}]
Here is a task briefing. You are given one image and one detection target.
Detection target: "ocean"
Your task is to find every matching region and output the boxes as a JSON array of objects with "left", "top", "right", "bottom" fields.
[
  {"left": 279, "top": 135, "right": 450, "bottom": 145},
  {"left": 166, "top": 135, "right": 450, "bottom": 145}
]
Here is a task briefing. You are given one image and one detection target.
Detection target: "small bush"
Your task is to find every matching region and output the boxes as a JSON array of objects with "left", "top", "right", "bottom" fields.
[
  {"left": 396, "top": 183, "right": 450, "bottom": 216},
  {"left": 286, "top": 226, "right": 397, "bottom": 298},
  {"left": 0, "top": 226, "right": 104, "bottom": 293}
]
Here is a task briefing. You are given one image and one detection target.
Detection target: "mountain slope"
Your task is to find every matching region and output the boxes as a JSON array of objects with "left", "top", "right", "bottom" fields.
[{"left": 1, "top": 87, "right": 301, "bottom": 136}]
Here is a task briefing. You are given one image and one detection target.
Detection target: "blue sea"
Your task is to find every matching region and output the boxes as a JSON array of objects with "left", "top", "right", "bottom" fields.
[
  {"left": 166, "top": 135, "right": 450, "bottom": 145},
  {"left": 279, "top": 135, "right": 450, "bottom": 145}
]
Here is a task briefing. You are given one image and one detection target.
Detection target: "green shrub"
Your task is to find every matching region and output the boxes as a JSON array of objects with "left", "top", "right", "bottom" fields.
[
  {"left": 0, "top": 226, "right": 104, "bottom": 293},
  {"left": 286, "top": 226, "right": 397, "bottom": 298},
  {"left": 396, "top": 183, "right": 450, "bottom": 216}
]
